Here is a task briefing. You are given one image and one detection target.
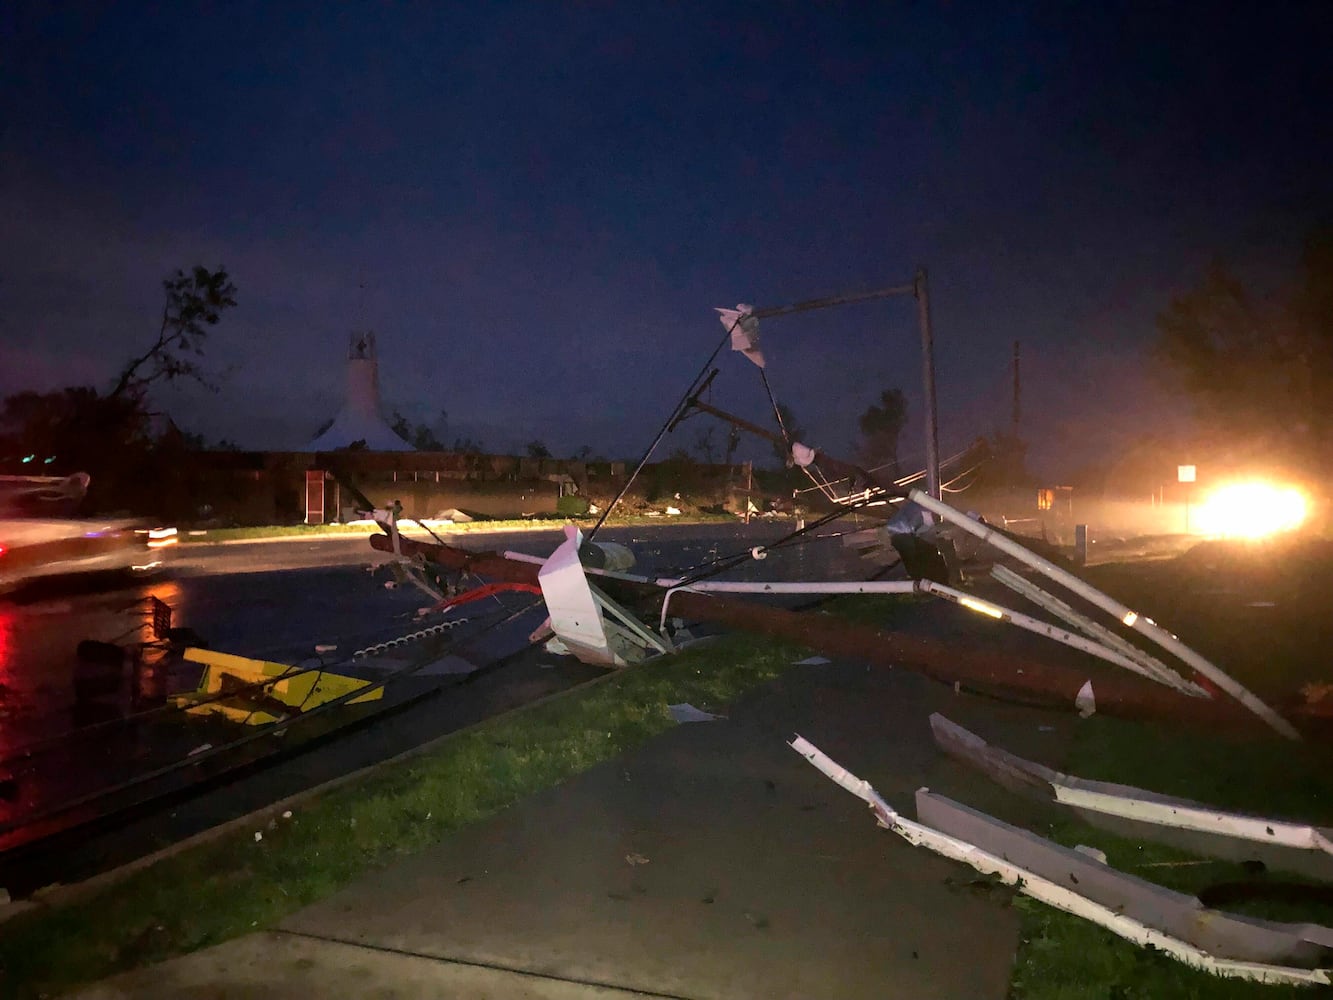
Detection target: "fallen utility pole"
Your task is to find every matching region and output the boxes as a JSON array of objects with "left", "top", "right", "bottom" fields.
[
  {"left": 909, "top": 490, "right": 1300, "bottom": 740},
  {"left": 367, "top": 533, "right": 1266, "bottom": 733}
]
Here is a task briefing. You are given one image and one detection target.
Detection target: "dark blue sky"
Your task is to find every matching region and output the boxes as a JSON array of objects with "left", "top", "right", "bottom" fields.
[{"left": 2, "top": 2, "right": 1329, "bottom": 472}]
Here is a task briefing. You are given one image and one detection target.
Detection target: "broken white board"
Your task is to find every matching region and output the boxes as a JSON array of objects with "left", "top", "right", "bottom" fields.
[
  {"left": 538, "top": 525, "right": 621, "bottom": 667},
  {"left": 930, "top": 714, "right": 1333, "bottom": 883},
  {"left": 668, "top": 703, "right": 724, "bottom": 723},
  {"left": 789, "top": 735, "right": 1331, "bottom": 987},
  {"left": 916, "top": 788, "right": 1333, "bottom": 968}
]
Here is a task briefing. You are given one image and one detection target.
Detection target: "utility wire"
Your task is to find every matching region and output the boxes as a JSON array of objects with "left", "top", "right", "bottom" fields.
[
  {"left": 0, "top": 654, "right": 330, "bottom": 769},
  {"left": 0, "top": 599, "right": 539, "bottom": 839},
  {"left": 665, "top": 492, "right": 884, "bottom": 589},
  {"left": 586, "top": 318, "right": 742, "bottom": 543}
]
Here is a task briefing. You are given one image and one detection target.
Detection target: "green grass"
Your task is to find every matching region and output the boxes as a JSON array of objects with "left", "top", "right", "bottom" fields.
[
  {"left": 827, "top": 573, "right": 1333, "bottom": 999},
  {"left": 0, "top": 631, "right": 807, "bottom": 999},
  {"left": 1010, "top": 548, "right": 1333, "bottom": 997},
  {"left": 1008, "top": 716, "right": 1333, "bottom": 999},
  {"left": 1083, "top": 544, "right": 1333, "bottom": 698},
  {"left": 1007, "top": 584, "right": 1333, "bottom": 1000}
]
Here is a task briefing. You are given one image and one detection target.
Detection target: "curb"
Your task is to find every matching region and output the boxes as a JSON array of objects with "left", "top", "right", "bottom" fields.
[{"left": 7, "top": 663, "right": 625, "bottom": 920}]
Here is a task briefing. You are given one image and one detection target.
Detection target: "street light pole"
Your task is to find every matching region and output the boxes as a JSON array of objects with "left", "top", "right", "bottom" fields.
[{"left": 916, "top": 267, "right": 942, "bottom": 500}]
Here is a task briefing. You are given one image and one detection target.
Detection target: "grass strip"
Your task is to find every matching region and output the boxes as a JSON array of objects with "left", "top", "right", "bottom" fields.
[
  {"left": 1007, "top": 716, "right": 1333, "bottom": 1000},
  {"left": 186, "top": 513, "right": 741, "bottom": 543},
  {"left": 0, "top": 631, "right": 807, "bottom": 999},
  {"left": 828, "top": 592, "right": 1333, "bottom": 997}
]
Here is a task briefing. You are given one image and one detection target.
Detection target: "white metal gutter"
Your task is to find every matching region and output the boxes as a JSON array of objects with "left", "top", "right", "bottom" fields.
[
  {"left": 930, "top": 713, "right": 1333, "bottom": 881},
  {"left": 789, "top": 735, "right": 1331, "bottom": 987}
]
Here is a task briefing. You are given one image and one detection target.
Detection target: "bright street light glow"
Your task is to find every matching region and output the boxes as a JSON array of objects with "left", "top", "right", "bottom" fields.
[{"left": 1194, "top": 481, "right": 1309, "bottom": 539}]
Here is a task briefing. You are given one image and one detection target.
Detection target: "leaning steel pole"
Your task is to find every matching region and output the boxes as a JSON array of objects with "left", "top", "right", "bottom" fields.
[{"left": 916, "top": 267, "right": 942, "bottom": 500}]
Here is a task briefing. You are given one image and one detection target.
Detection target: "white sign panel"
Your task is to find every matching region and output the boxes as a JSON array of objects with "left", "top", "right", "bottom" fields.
[{"left": 1177, "top": 465, "right": 1196, "bottom": 483}]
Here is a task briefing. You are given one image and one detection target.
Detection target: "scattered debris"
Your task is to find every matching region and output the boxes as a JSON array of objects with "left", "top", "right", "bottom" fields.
[
  {"left": 1076, "top": 680, "right": 1096, "bottom": 718},
  {"left": 916, "top": 788, "right": 1333, "bottom": 968},
  {"left": 625, "top": 852, "right": 650, "bottom": 866},
  {"left": 793, "top": 656, "right": 832, "bottom": 666},
  {"left": 433, "top": 508, "right": 473, "bottom": 523},
  {"left": 931, "top": 714, "right": 1333, "bottom": 882},
  {"left": 176, "top": 647, "right": 382, "bottom": 725},
  {"left": 668, "top": 703, "right": 724, "bottom": 723},
  {"left": 253, "top": 831, "right": 262, "bottom": 842},
  {"left": 314, "top": 644, "right": 337, "bottom": 654},
  {"left": 790, "top": 734, "right": 1332, "bottom": 986}
]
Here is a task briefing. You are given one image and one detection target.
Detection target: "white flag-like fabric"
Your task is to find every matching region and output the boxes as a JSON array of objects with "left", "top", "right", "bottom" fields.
[
  {"left": 790, "top": 442, "right": 817, "bottom": 468},
  {"left": 715, "top": 304, "right": 765, "bottom": 368}
]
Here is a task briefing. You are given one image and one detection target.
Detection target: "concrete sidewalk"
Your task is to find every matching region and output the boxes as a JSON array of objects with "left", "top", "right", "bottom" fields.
[{"left": 74, "top": 661, "right": 1071, "bottom": 999}]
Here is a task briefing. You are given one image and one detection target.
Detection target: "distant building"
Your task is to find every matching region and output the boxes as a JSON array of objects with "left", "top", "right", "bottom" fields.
[{"left": 308, "top": 332, "right": 411, "bottom": 452}]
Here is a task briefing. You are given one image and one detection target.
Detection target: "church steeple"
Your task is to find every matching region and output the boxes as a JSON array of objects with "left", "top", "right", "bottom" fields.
[{"left": 309, "top": 331, "right": 411, "bottom": 451}]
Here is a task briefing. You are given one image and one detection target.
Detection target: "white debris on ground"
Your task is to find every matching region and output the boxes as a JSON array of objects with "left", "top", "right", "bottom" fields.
[
  {"left": 668, "top": 703, "right": 725, "bottom": 723},
  {"left": 1075, "top": 680, "right": 1097, "bottom": 718}
]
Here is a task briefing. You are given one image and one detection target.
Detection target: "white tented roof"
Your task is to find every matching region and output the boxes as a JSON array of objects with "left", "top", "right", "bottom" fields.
[{"left": 308, "top": 332, "right": 412, "bottom": 452}]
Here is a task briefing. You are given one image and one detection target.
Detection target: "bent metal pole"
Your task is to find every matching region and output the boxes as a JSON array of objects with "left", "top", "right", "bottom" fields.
[{"left": 907, "top": 489, "right": 1301, "bottom": 741}]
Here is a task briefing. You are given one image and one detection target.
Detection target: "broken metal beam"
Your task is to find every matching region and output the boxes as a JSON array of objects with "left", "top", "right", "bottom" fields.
[
  {"left": 368, "top": 533, "right": 1269, "bottom": 731},
  {"left": 789, "top": 736, "right": 1332, "bottom": 987},
  {"left": 990, "top": 563, "right": 1191, "bottom": 690},
  {"left": 915, "top": 788, "right": 1333, "bottom": 967},
  {"left": 931, "top": 713, "right": 1333, "bottom": 883},
  {"left": 909, "top": 489, "right": 1300, "bottom": 741}
]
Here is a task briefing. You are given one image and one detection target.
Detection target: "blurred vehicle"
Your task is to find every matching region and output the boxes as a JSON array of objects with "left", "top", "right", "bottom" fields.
[{"left": 0, "top": 473, "right": 177, "bottom": 594}]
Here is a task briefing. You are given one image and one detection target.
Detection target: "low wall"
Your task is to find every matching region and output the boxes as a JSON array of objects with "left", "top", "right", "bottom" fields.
[
  {"left": 342, "top": 479, "right": 561, "bottom": 521},
  {"left": 179, "top": 450, "right": 748, "bottom": 526}
]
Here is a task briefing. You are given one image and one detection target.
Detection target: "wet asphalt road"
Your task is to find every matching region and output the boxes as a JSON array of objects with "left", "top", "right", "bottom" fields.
[
  {"left": 0, "top": 522, "right": 869, "bottom": 891},
  {"left": 0, "top": 522, "right": 865, "bottom": 736}
]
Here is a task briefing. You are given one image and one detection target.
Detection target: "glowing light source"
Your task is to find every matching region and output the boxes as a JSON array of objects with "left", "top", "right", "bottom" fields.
[
  {"left": 1194, "top": 481, "right": 1309, "bottom": 540},
  {"left": 142, "top": 526, "right": 179, "bottom": 549},
  {"left": 959, "top": 596, "right": 1005, "bottom": 620},
  {"left": 1122, "top": 611, "right": 1138, "bottom": 627}
]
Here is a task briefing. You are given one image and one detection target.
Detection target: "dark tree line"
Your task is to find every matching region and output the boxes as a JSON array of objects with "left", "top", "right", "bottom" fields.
[
  {"left": 0, "top": 266, "right": 237, "bottom": 513},
  {"left": 1155, "top": 225, "right": 1333, "bottom": 465}
]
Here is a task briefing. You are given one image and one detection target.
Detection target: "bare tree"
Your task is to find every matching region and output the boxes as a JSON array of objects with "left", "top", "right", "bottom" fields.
[
  {"left": 111, "top": 266, "right": 237, "bottom": 398},
  {"left": 858, "top": 387, "right": 908, "bottom": 470}
]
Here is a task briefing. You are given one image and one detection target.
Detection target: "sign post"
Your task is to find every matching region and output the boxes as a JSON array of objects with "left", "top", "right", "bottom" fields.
[{"left": 1177, "top": 465, "right": 1196, "bottom": 533}]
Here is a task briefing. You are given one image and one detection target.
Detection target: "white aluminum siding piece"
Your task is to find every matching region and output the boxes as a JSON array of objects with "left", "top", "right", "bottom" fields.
[
  {"left": 915, "top": 789, "right": 1333, "bottom": 966},
  {"left": 990, "top": 563, "right": 1199, "bottom": 693},
  {"left": 931, "top": 713, "right": 1333, "bottom": 880},
  {"left": 789, "top": 736, "right": 1331, "bottom": 987},
  {"left": 1053, "top": 786, "right": 1333, "bottom": 855}
]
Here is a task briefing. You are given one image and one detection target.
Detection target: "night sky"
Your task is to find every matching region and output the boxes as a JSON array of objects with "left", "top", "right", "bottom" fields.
[{"left": 2, "top": 3, "right": 1329, "bottom": 473}]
